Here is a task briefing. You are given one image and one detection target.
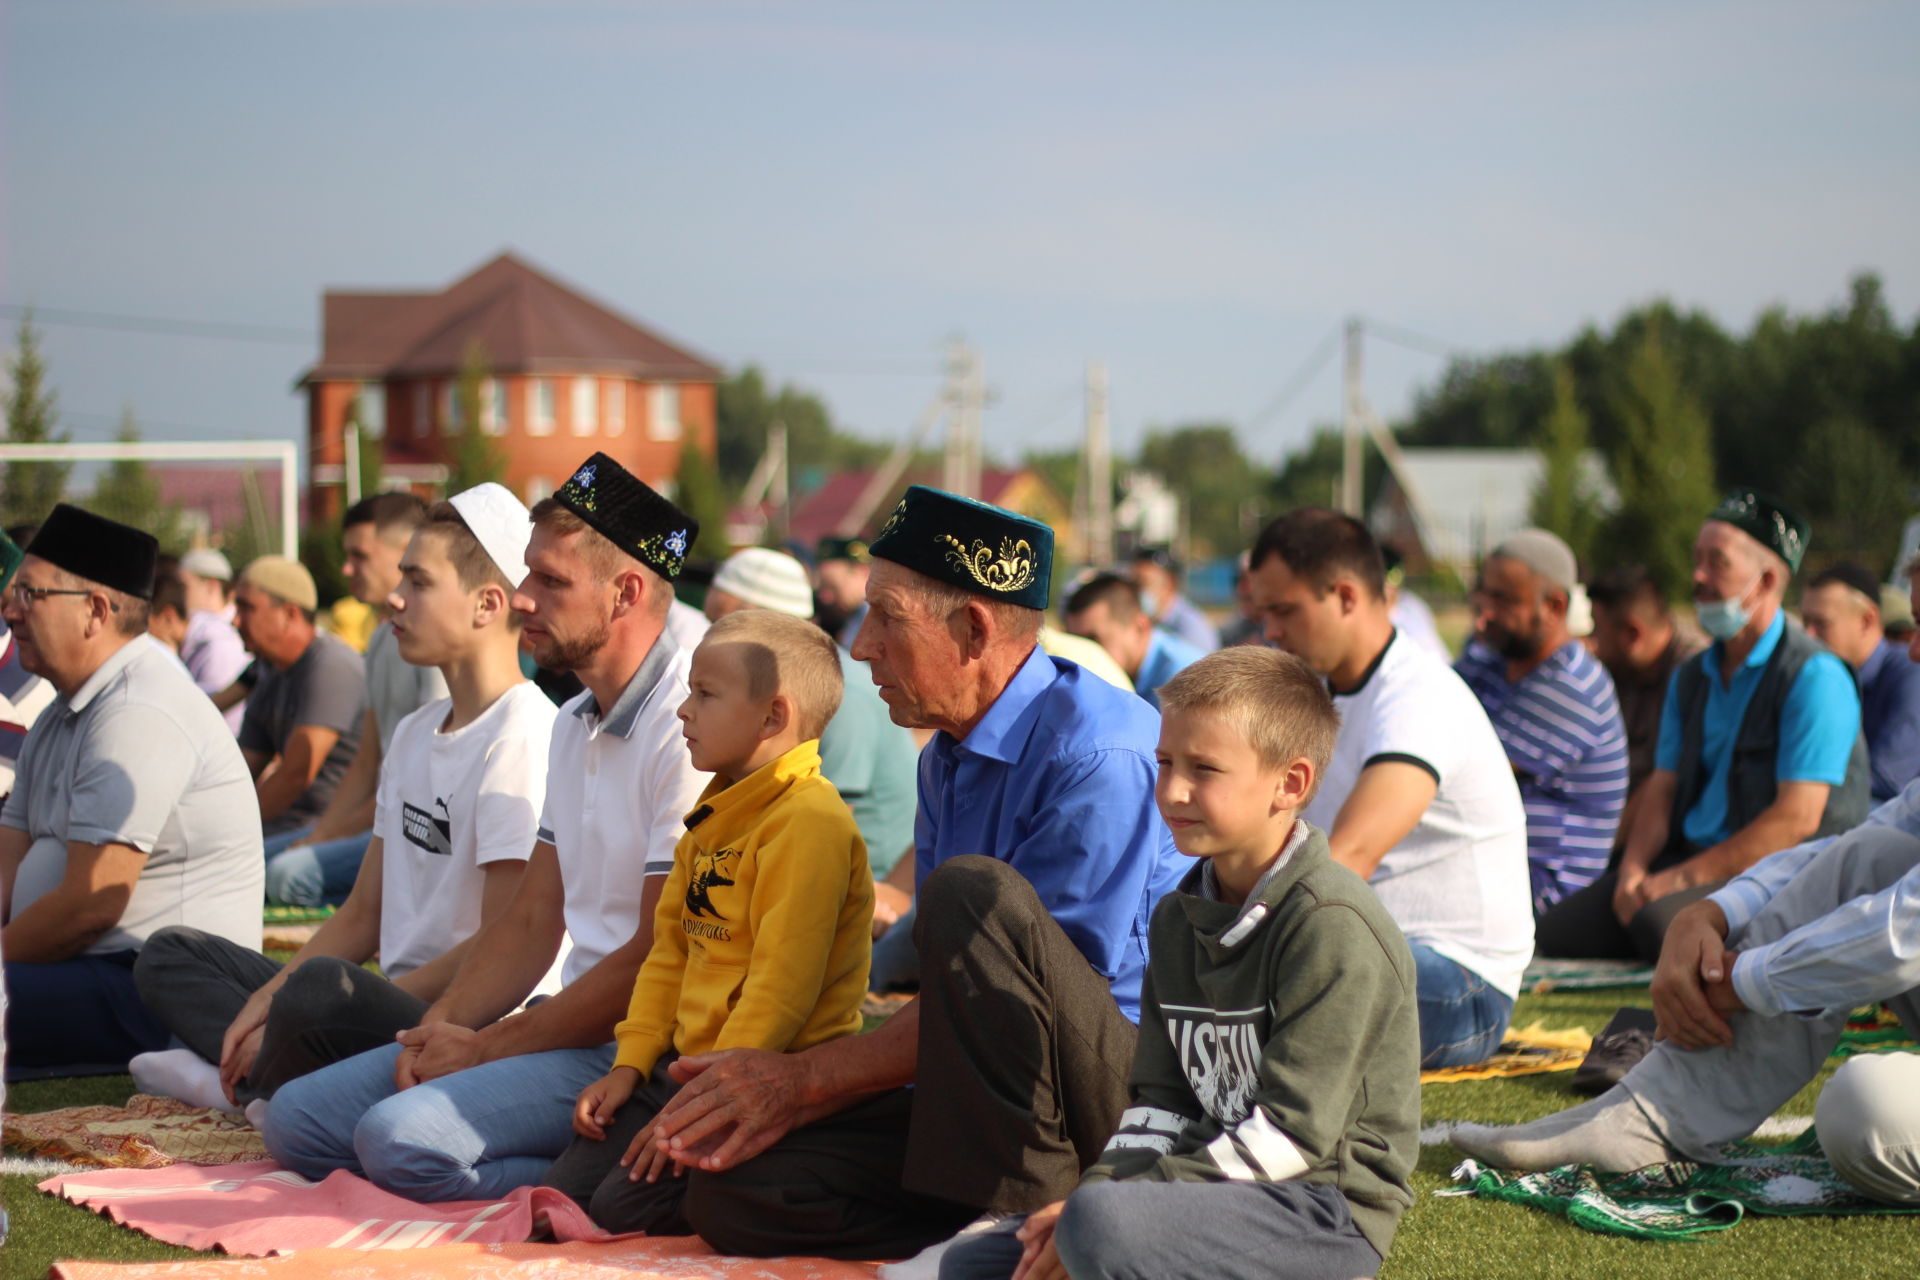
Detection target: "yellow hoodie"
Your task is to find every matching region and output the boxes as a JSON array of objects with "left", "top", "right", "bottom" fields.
[{"left": 612, "top": 739, "right": 874, "bottom": 1075}]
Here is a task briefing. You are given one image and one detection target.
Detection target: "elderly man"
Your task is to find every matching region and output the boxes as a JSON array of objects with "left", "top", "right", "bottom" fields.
[
  {"left": 1587, "top": 565, "right": 1707, "bottom": 795},
  {"left": 1130, "top": 546, "right": 1218, "bottom": 653},
  {"left": 1538, "top": 492, "right": 1869, "bottom": 961},
  {"left": 262, "top": 453, "right": 707, "bottom": 1202},
  {"left": 1801, "top": 561, "right": 1920, "bottom": 802},
  {"left": 1248, "top": 508, "right": 1533, "bottom": 1068},
  {"left": 629, "top": 486, "right": 1183, "bottom": 1262},
  {"left": 1, "top": 505, "right": 263, "bottom": 1077},
  {"left": 1452, "top": 580, "right": 1920, "bottom": 1203},
  {"left": 1063, "top": 571, "right": 1205, "bottom": 707},
  {"left": 1456, "top": 530, "right": 1629, "bottom": 914},
  {"left": 233, "top": 557, "right": 367, "bottom": 842}
]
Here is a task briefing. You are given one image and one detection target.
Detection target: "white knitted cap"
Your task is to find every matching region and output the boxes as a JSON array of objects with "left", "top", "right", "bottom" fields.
[
  {"left": 711, "top": 547, "right": 815, "bottom": 619},
  {"left": 447, "top": 482, "right": 533, "bottom": 589}
]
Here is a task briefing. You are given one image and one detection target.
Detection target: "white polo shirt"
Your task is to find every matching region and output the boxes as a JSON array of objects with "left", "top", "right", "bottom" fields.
[
  {"left": 537, "top": 637, "right": 709, "bottom": 988},
  {"left": 1303, "top": 630, "right": 1535, "bottom": 998}
]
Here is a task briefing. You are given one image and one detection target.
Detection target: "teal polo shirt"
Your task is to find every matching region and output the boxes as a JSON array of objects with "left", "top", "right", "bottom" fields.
[{"left": 1654, "top": 610, "right": 1860, "bottom": 848}]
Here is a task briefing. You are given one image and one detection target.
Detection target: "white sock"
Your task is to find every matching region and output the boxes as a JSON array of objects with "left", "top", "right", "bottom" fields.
[
  {"left": 1449, "top": 1086, "right": 1679, "bottom": 1173},
  {"left": 129, "top": 1049, "right": 241, "bottom": 1115},
  {"left": 876, "top": 1213, "right": 1014, "bottom": 1280},
  {"left": 244, "top": 1099, "right": 272, "bottom": 1133}
]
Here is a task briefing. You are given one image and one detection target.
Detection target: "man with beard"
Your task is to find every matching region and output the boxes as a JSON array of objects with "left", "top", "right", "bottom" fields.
[
  {"left": 1456, "top": 530, "right": 1629, "bottom": 914},
  {"left": 261, "top": 454, "right": 708, "bottom": 1201},
  {"left": 811, "top": 537, "right": 871, "bottom": 649}
]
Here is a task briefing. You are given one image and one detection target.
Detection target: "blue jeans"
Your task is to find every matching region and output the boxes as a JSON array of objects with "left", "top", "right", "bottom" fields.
[
  {"left": 262, "top": 826, "right": 372, "bottom": 907},
  {"left": 260, "top": 1040, "right": 616, "bottom": 1201},
  {"left": 1410, "top": 943, "right": 1513, "bottom": 1069}
]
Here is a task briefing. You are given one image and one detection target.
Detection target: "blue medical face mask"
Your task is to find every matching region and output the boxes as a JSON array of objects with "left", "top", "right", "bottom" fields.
[{"left": 1698, "top": 571, "right": 1763, "bottom": 641}]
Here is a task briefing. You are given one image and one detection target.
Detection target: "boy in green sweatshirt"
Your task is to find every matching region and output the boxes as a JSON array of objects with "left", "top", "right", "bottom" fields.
[
  {"left": 939, "top": 646, "right": 1420, "bottom": 1280},
  {"left": 542, "top": 608, "right": 874, "bottom": 1234}
]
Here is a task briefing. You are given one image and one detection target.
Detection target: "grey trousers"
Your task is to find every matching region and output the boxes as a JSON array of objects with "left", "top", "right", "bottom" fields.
[
  {"left": 133, "top": 926, "right": 428, "bottom": 1102},
  {"left": 1621, "top": 825, "right": 1920, "bottom": 1203}
]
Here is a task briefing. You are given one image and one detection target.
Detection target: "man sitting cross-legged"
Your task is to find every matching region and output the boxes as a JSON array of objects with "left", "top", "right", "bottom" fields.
[
  {"left": 544, "top": 610, "right": 873, "bottom": 1232},
  {"left": 631, "top": 486, "right": 1186, "bottom": 1262},
  {"left": 131, "top": 486, "right": 556, "bottom": 1109},
  {"left": 257, "top": 454, "right": 708, "bottom": 1200}
]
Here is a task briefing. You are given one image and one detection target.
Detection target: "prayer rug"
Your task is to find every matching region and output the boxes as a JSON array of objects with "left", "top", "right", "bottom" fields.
[
  {"left": 48, "top": 1238, "right": 880, "bottom": 1280},
  {"left": 1419, "top": 1021, "right": 1593, "bottom": 1084},
  {"left": 1449, "top": 1130, "right": 1920, "bottom": 1240},
  {"left": 1521, "top": 957, "right": 1656, "bottom": 992},
  {"left": 260, "top": 904, "right": 335, "bottom": 925},
  {"left": 6, "top": 1095, "right": 269, "bottom": 1169}
]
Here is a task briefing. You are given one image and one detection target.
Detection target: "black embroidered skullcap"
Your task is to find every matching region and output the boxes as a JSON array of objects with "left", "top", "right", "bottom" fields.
[
  {"left": 1709, "top": 488, "right": 1811, "bottom": 576},
  {"left": 815, "top": 535, "right": 871, "bottom": 565},
  {"left": 0, "top": 529, "right": 22, "bottom": 594},
  {"left": 868, "top": 484, "right": 1053, "bottom": 611},
  {"left": 552, "top": 452, "right": 698, "bottom": 582},
  {"left": 25, "top": 504, "right": 159, "bottom": 599}
]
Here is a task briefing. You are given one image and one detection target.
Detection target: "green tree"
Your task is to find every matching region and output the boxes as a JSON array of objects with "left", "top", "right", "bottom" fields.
[
  {"left": 444, "top": 340, "right": 506, "bottom": 492},
  {"left": 1528, "top": 361, "right": 1603, "bottom": 565},
  {"left": 674, "top": 439, "right": 732, "bottom": 563},
  {"left": 348, "top": 386, "right": 385, "bottom": 499},
  {"left": 1, "top": 312, "right": 71, "bottom": 527},
  {"left": 1599, "top": 322, "right": 1720, "bottom": 599},
  {"left": 715, "top": 365, "right": 889, "bottom": 494},
  {"left": 1135, "top": 423, "right": 1272, "bottom": 558},
  {"left": 90, "top": 409, "right": 186, "bottom": 549}
]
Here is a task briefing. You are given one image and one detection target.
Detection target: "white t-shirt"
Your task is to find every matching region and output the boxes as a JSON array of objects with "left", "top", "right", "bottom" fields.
[
  {"left": 374, "top": 683, "right": 558, "bottom": 981},
  {"left": 538, "top": 638, "right": 709, "bottom": 988},
  {"left": 1303, "top": 630, "right": 1535, "bottom": 998}
]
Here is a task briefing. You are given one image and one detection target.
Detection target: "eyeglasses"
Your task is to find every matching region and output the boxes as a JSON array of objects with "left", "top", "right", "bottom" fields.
[{"left": 6, "top": 583, "right": 116, "bottom": 610}]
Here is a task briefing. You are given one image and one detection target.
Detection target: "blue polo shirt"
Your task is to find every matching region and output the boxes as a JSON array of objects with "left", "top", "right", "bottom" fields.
[
  {"left": 1858, "top": 639, "right": 1920, "bottom": 801},
  {"left": 1455, "top": 639, "right": 1629, "bottom": 912},
  {"left": 1135, "top": 629, "right": 1206, "bottom": 709},
  {"left": 1654, "top": 611, "right": 1861, "bottom": 848},
  {"left": 915, "top": 645, "right": 1184, "bottom": 1021}
]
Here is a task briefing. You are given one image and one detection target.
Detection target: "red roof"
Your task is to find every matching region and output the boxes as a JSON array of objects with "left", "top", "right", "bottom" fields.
[
  {"left": 301, "top": 252, "right": 723, "bottom": 385},
  {"left": 786, "top": 467, "right": 1032, "bottom": 548}
]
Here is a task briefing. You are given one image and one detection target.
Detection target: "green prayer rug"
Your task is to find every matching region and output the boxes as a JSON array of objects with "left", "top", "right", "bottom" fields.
[{"left": 261, "top": 903, "right": 336, "bottom": 924}]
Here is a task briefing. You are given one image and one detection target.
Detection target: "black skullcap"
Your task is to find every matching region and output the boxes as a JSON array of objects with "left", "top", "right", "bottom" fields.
[
  {"left": 25, "top": 504, "right": 159, "bottom": 599},
  {"left": 1709, "top": 489, "right": 1811, "bottom": 576},
  {"left": 553, "top": 452, "right": 698, "bottom": 582},
  {"left": 815, "top": 536, "right": 871, "bottom": 565},
  {"left": 868, "top": 484, "right": 1053, "bottom": 611}
]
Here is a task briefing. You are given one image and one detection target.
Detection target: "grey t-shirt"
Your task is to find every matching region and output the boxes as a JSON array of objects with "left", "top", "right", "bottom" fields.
[
  {"left": 2, "top": 639, "right": 265, "bottom": 953},
  {"left": 239, "top": 630, "right": 367, "bottom": 835},
  {"left": 365, "top": 620, "right": 447, "bottom": 754}
]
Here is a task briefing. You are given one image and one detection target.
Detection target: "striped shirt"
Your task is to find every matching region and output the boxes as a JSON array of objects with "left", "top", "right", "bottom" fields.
[
  {"left": 1714, "top": 780, "right": 1920, "bottom": 1019},
  {"left": 1456, "top": 639, "right": 1629, "bottom": 913},
  {"left": 0, "top": 625, "right": 54, "bottom": 802}
]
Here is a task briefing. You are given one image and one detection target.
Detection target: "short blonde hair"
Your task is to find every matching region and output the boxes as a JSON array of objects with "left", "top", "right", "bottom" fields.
[
  {"left": 1156, "top": 647, "right": 1340, "bottom": 799},
  {"left": 702, "top": 609, "right": 845, "bottom": 740}
]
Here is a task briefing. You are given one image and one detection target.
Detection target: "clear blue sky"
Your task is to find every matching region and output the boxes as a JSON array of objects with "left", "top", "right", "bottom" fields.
[{"left": 3, "top": 0, "right": 1916, "bottom": 470}]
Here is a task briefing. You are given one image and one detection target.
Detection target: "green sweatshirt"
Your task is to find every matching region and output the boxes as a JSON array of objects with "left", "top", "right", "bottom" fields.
[{"left": 1082, "top": 821, "right": 1420, "bottom": 1258}]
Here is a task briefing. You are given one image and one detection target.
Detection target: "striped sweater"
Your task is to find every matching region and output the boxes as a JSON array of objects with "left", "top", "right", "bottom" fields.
[{"left": 1082, "top": 821, "right": 1420, "bottom": 1258}]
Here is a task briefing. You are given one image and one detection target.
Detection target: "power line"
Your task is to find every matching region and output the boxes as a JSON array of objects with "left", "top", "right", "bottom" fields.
[
  {"left": 0, "top": 303, "right": 314, "bottom": 346},
  {"left": 1360, "top": 318, "right": 1458, "bottom": 361},
  {"left": 1244, "top": 326, "right": 1343, "bottom": 437}
]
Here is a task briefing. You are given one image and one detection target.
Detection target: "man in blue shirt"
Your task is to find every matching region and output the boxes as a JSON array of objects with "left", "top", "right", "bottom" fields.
[
  {"left": 1801, "top": 561, "right": 1920, "bottom": 802},
  {"left": 1131, "top": 547, "right": 1219, "bottom": 653},
  {"left": 1456, "top": 530, "right": 1629, "bottom": 914},
  {"left": 642, "top": 486, "right": 1184, "bottom": 1262},
  {"left": 1063, "top": 571, "right": 1205, "bottom": 709},
  {"left": 1538, "top": 492, "right": 1869, "bottom": 960}
]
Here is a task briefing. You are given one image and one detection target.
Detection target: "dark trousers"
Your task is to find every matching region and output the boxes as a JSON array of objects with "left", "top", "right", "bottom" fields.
[
  {"left": 1534, "top": 838, "right": 1724, "bottom": 961},
  {"left": 3, "top": 951, "right": 170, "bottom": 1081},
  {"left": 543, "top": 1054, "right": 696, "bottom": 1234},
  {"left": 688, "top": 855, "right": 1138, "bottom": 1260},
  {"left": 133, "top": 925, "right": 428, "bottom": 1101}
]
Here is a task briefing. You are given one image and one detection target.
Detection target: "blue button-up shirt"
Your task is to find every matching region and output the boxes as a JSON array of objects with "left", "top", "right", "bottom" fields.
[
  {"left": 1135, "top": 630, "right": 1205, "bottom": 710},
  {"left": 1858, "top": 639, "right": 1920, "bottom": 802},
  {"left": 916, "top": 646, "right": 1184, "bottom": 1021}
]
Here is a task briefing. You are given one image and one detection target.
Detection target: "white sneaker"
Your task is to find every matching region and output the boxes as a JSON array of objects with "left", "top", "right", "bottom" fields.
[
  {"left": 129, "top": 1049, "right": 241, "bottom": 1114},
  {"left": 876, "top": 1213, "right": 1014, "bottom": 1280}
]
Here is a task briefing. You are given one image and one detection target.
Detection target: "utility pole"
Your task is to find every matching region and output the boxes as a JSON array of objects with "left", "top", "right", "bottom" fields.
[
  {"left": 942, "top": 338, "right": 984, "bottom": 499},
  {"left": 1077, "top": 360, "right": 1113, "bottom": 566},
  {"left": 1340, "top": 316, "right": 1364, "bottom": 516}
]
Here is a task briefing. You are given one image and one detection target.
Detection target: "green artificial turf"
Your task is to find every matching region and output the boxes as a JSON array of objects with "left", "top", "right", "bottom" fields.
[{"left": 5, "top": 989, "right": 1915, "bottom": 1280}]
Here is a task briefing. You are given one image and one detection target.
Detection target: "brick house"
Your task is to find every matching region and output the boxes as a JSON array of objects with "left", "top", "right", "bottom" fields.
[{"left": 298, "top": 252, "right": 722, "bottom": 522}]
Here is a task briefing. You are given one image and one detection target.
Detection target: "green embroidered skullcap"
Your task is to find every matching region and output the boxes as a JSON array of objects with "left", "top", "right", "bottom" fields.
[
  {"left": 815, "top": 535, "right": 871, "bottom": 565},
  {"left": 868, "top": 484, "right": 1053, "bottom": 611},
  {"left": 1709, "top": 488, "right": 1811, "bottom": 576},
  {"left": 0, "top": 529, "right": 21, "bottom": 594},
  {"left": 553, "top": 452, "right": 698, "bottom": 582}
]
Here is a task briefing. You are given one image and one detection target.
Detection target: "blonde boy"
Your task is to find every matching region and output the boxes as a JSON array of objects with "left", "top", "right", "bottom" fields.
[
  {"left": 942, "top": 647, "right": 1420, "bottom": 1280},
  {"left": 544, "top": 608, "right": 874, "bottom": 1233}
]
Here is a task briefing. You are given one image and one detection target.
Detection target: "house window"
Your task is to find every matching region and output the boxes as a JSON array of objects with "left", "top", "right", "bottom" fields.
[
  {"left": 572, "top": 377, "right": 597, "bottom": 436},
  {"left": 444, "top": 382, "right": 462, "bottom": 432},
  {"left": 355, "top": 383, "right": 385, "bottom": 439},
  {"left": 525, "top": 476, "right": 555, "bottom": 504},
  {"left": 530, "top": 380, "right": 555, "bottom": 436},
  {"left": 483, "top": 379, "right": 508, "bottom": 436},
  {"left": 649, "top": 383, "right": 682, "bottom": 441},
  {"left": 604, "top": 381, "right": 625, "bottom": 437},
  {"left": 412, "top": 383, "right": 430, "bottom": 438}
]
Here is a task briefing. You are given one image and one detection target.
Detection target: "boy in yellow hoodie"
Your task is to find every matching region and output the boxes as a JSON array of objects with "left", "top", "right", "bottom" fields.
[{"left": 542, "top": 609, "right": 874, "bottom": 1233}]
